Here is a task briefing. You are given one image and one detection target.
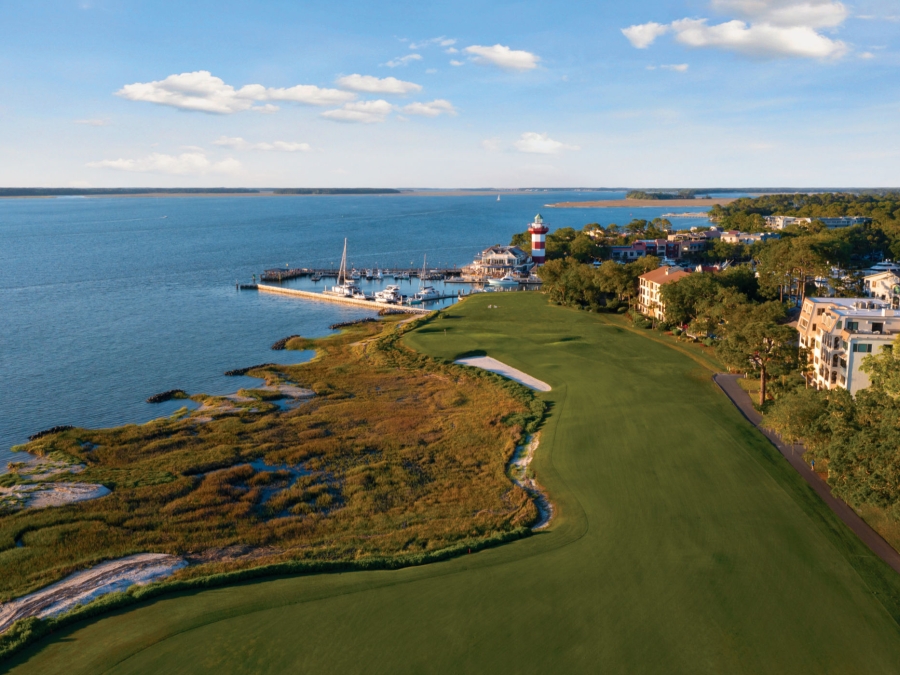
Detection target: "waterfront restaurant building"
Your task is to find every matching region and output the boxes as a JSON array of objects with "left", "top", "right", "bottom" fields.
[{"left": 464, "top": 245, "right": 533, "bottom": 279}]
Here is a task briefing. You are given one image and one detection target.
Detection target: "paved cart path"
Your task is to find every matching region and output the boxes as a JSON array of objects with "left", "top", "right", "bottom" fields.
[{"left": 714, "top": 373, "right": 900, "bottom": 575}]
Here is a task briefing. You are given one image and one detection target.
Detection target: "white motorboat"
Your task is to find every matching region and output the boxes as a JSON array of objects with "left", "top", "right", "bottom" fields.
[
  {"left": 375, "top": 269, "right": 383, "bottom": 280},
  {"left": 487, "top": 273, "right": 519, "bottom": 287},
  {"left": 411, "top": 255, "right": 442, "bottom": 303},
  {"left": 349, "top": 269, "right": 361, "bottom": 280},
  {"left": 375, "top": 285, "right": 402, "bottom": 304}
]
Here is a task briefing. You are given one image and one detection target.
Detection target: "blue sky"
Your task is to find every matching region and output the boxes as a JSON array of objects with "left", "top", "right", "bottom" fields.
[{"left": 1, "top": 0, "right": 898, "bottom": 187}]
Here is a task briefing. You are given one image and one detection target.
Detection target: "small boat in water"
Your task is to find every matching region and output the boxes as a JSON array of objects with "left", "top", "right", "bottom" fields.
[
  {"left": 411, "top": 255, "right": 442, "bottom": 303},
  {"left": 350, "top": 269, "right": 361, "bottom": 280},
  {"left": 487, "top": 273, "right": 520, "bottom": 287},
  {"left": 325, "top": 240, "right": 363, "bottom": 297}
]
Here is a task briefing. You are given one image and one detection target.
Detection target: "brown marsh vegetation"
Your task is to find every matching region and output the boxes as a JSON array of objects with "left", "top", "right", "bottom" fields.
[{"left": 0, "top": 315, "right": 544, "bottom": 602}]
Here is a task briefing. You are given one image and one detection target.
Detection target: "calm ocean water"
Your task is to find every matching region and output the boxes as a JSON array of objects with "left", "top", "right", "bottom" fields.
[{"left": 0, "top": 191, "right": 721, "bottom": 469}]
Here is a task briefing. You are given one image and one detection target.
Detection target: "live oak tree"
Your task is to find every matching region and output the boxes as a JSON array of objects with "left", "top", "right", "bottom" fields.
[{"left": 717, "top": 302, "right": 799, "bottom": 407}]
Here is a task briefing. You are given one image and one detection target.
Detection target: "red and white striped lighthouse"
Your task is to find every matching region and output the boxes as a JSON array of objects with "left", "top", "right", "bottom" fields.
[{"left": 529, "top": 214, "right": 549, "bottom": 266}]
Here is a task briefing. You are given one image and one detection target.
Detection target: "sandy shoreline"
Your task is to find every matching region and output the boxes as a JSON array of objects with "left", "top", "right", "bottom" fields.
[{"left": 546, "top": 197, "right": 738, "bottom": 208}]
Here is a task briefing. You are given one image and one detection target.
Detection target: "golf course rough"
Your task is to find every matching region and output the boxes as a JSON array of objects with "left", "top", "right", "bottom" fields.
[{"left": 8, "top": 293, "right": 900, "bottom": 674}]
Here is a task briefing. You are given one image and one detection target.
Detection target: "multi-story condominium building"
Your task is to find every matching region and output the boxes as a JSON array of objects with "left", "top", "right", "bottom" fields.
[
  {"left": 864, "top": 270, "right": 900, "bottom": 307},
  {"left": 798, "top": 297, "right": 898, "bottom": 393},
  {"left": 765, "top": 215, "right": 872, "bottom": 230},
  {"left": 720, "top": 231, "right": 780, "bottom": 245},
  {"left": 638, "top": 266, "right": 691, "bottom": 322}
]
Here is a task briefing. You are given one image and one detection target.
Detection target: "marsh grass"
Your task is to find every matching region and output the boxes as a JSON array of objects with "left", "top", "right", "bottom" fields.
[{"left": 0, "top": 316, "right": 543, "bottom": 603}]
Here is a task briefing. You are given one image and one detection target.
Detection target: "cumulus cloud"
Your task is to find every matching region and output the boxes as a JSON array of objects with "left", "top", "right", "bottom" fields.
[
  {"left": 514, "top": 132, "right": 579, "bottom": 154},
  {"left": 384, "top": 54, "right": 423, "bottom": 68},
  {"left": 87, "top": 152, "right": 241, "bottom": 175},
  {"left": 213, "top": 136, "right": 312, "bottom": 152},
  {"left": 661, "top": 63, "right": 690, "bottom": 71},
  {"left": 450, "top": 60, "right": 464, "bottom": 66},
  {"left": 335, "top": 74, "right": 422, "bottom": 95},
  {"left": 671, "top": 17, "right": 848, "bottom": 58},
  {"left": 464, "top": 44, "right": 539, "bottom": 71},
  {"left": 321, "top": 100, "right": 394, "bottom": 124},
  {"left": 401, "top": 99, "right": 457, "bottom": 117},
  {"left": 622, "top": 1, "right": 850, "bottom": 59},
  {"left": 74, "top": 118, "right": 110, "bottom": 126},
  {"left": 409, "top": 37, "right": 456, "bottom": 49},
  {"left": 622, "top": 22, "right": 670, "bottom": 48},
  {"left": 116, "top": 71, "right": 355, "bottom": 114}
]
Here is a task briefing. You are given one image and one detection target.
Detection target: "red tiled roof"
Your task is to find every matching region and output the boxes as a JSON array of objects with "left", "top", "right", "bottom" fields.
[{"left": 639, "top": 266, "right": 691, "bottom": 285}]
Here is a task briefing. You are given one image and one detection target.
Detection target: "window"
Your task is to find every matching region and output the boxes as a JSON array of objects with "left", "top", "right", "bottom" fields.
[
  {"left": 840, "top": 358, "right": 847, "bottom": 369},
  {"left": 873, "top": 322, "right": 884, "bottom": 333},
  {"left": 832, "top": 355, "right": 839, "bottom": 367},
  {"left": 817, "top": 308, "right": 824, "bottom": 315},
  {"left": 841, "top": 339, "right": 848, "bottom": 350},
  {"left": 852, "top": 343, "right": 873, "bottom": 353},
  {"left": 833, "top": 336, "right": 841, "bottom": 349},
  {"left": 831, "top": 371, "right": 837, "bottom": 384},
  {"left": 846, "top": 321, "right": 859, "bottom": 331}
]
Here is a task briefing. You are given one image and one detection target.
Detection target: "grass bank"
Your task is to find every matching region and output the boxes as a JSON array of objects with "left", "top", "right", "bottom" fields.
[{"left": 8, "top": 293, "right": 900, "bottom": 674}]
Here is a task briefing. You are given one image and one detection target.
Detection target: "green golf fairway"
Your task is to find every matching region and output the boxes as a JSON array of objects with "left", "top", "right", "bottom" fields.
[{"left": 8, "top": 293, "right": 900, "bottom": 674}]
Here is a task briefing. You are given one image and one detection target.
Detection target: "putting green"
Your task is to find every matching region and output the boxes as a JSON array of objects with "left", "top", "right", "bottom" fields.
[{"left": 8, "top": 293, "right": 900, "bottom": 674}]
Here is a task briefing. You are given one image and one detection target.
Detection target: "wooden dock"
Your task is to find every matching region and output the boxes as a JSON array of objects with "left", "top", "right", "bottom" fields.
[
  {"left": 261, "top": 268, "right": 461, "bottom": 282},
  {"left": 256, "top": 284, "right": 432, "bottom": 314}
]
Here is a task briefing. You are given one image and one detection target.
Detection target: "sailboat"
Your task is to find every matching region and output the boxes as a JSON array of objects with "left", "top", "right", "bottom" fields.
[
  {"left": 325, "top": 239, "right": 362, "bottom": 298},
  {"left": 497, "top": 194, "right": 501, "bottom": 201},
  {"left": 412, "top": 255, "right": 441, "bottom": 303}
]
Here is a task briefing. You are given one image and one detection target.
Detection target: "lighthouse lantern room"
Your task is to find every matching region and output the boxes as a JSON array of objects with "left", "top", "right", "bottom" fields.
[{"left": 528, "top": 214, "right": 549, "bottom": 266}]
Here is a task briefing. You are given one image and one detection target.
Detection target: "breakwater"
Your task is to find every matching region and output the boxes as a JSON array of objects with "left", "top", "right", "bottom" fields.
[
  {"left": 27, "top": 426, "right": 74, "bottom": 442},
  {"left": 224, "top": 364, "right": 276, "bottom": 376},
  {"left": 256, "top": 284, "right": 431, "bottom": 314},
  {"left": 146, "top": 390, "right": 188, "bottom": 404},
  {"left": 330, "top": 318, "right": 377, "bottom": 330}
]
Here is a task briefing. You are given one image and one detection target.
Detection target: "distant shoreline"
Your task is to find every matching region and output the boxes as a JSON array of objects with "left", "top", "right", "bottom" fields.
[{"left": 547, "top": 198, "right": 739, "bottom": 208}]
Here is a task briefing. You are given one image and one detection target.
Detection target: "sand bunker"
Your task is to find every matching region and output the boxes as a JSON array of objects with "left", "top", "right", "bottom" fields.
[
  {"left": 0, "top": 482, "right": 110, "bottom": 512},
  {"left": 455, "top": 356, "right": 551, "bottom": 392},
  {"left": 0, "top": 553, "right": 187, "bottom": 634}
]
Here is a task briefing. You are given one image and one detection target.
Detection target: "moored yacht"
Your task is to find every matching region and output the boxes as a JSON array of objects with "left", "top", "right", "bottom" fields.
[
  {"left": 375, "top": 284, "right": 402, "bottom": 304},
  {"left": 326, "top": 239, "right": 363, "bottom": 297},
  {"left": 487, "top": 273, "right": 519, "bottom": 287}
]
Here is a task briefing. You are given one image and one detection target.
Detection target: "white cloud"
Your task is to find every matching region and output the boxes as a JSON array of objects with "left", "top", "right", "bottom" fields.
[
  {"left": 116, "top": 71, "right": 355, "bottom": 114},
  {"left": 409, "top": 37, "right": 456, "bottom": 49},
  {"left": 384, "top": 54, "right": 423, "bottom": 68},
  {"left": 87, "top": 152, "right": 241, "bottom": 175},
  {"left": 514, "top": 132, "right": 580, "bottom": 154},
  {"left": 481, "top": 138, "right": 502, "bottom": 152},
  {"left": 450, "top": 60, "right": 464, "bottom": 66},
  {"left": 464, "top": 44, "right": 539, "bottom": 71},
  {"left": 74, "top": 118, "right": 110, "bottom": 126},
  {"left": 623, "top": 1, "right": 850, "bottom": 59},
  {"left": 213, "top": 136, "right": 312, "bottom": 152},
  {"left": 671, "top": 18, "right": 848, "bottom": 58},
  {"left": 622, "top": 22, "right": 670, "bottom": 48},
  {"left": 661, "top": 63, "right": 690, "bottom": 71},
  {"left": 445, "top": 47, "right": 458, "bottom": 54},
  {"left": 859, "top": 51, "right": 875, "bottom": 59},
  {"left": 711, "top": 0, "right": 847, "bottom": 28},
  {"left": 321, "top": 100, "right": 395, "bottom": 124},
  {"left": 401, "top": 99, "right": 457, "bottom": 117},
  {"left": 335, "top": 74, "right": 422, "bottom": 95}
]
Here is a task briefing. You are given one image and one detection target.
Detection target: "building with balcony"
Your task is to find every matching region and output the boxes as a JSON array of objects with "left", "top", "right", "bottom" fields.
[
  {"left": 864, "top": 270, "right": 900, "bottom": 307},
  {"left": 720, "top": 231, "right": 780, "bottom": 245},
  {"left": 463, "top": 245, "right": 532, "bottom": 279},
  {"left": 765, "top": 215, "right": 872, "bottom": 230},
  {"left": 798, "top": 297, "right": 898, "bottom": 394},
  {"left": 638, "top": 266, "right": 691, "bottom": 322}
]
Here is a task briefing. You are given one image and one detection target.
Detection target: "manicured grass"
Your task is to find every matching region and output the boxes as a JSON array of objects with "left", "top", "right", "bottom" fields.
[{"left": 8, "top": 293, "right": 900, "bottom": 674}]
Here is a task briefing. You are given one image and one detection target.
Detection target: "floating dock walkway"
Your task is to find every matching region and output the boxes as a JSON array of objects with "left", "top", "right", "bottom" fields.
[{"left": 255, "top": 284, "right": 432, "bottom": 314}]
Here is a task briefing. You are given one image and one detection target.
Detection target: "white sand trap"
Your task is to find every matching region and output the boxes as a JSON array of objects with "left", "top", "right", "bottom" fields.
[
  {"left": 0, "top": 553, "right": 187, "bottom": 634},
  {"left": 455, "top": 356, "right": 551, "bottom": 392}
]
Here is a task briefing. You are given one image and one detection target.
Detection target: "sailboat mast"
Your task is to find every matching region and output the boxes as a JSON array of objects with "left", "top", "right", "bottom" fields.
[{"left": 339, "top": 238, "right": 348, "bottom": 285}]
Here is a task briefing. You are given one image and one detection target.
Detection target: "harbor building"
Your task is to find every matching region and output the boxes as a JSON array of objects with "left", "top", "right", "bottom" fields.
[
  {"left": 529, "top": 214, "right": 549, "bottom": 265},
  {"left": 637, "top": 266, "right": 691, "bottom": 322},
  {"left": 798, "top": 297, "right": 899, "bottom": 393},
  {"left": 463, "top": 245, "right": 533, "bottom": 280}
]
